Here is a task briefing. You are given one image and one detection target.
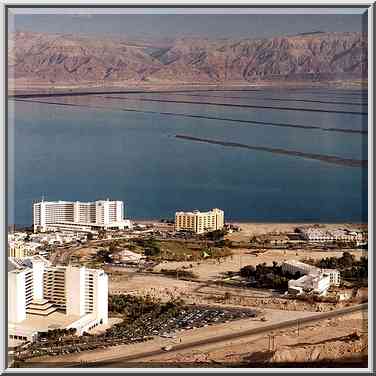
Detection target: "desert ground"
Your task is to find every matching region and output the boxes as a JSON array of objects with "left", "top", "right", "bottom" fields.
[
  {"left": 151, "top": 247, "right": 365, "bottom": 281},
  {"left": 24, "top": 222, "right": 368, "bottom": 367},
  {"left": 226, "top": 222, "right": 366, "bottom": 240},
  {"left": 107, "top": 222, "right": 366, "bottom": 311},
  {"left": 146, "top": 310, "right": 367, "bottom": 367},
  {"left": 27, "top": 309, "right": 367, "bottom": 367}
]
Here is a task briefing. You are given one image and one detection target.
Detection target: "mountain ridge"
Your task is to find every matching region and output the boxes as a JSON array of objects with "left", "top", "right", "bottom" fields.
[{"left": 8, "top": 31, "right": 368, "bottom": 89}]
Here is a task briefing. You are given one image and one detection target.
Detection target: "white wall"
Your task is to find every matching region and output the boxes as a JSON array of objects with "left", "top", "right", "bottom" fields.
[
  {"left": 73, "top": 202, "right": 80, "bottom": 223},
  {"left": 316, "top": 274, "right": 331, "bottom": 294},
  {"left": 116, "top": 201, "right": 124, "bottom": 222},
  {"left": 94, "top": 271, "right": 108, "bottom": 325},
  {"left": 40, "top": 202, "right": 47, "bottom": 230},
  {"left": 32, "top": 259, "right": 45, "bottom": 301},
  {"left": 8, "top": 272, "right": 26, "bottom": 323},
  {"left": 65, "top": 267, "right": 85, "bottom": 317}
]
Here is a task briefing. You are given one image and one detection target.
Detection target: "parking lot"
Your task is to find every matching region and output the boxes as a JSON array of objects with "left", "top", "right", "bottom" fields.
[
  {"left": 111, "top": 306, "right": 257, "bottom": 340},
  {"left": 15, "top": 305, "right": 256, "bottom": 361}
]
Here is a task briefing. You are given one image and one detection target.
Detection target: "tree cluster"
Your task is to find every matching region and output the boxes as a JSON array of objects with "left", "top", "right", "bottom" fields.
[
  {"left": 106, "top": 294, "right": 185, "bottom": 338},
  {"left": 314, "top": 251, "right": 358, "bottom": 269},
  {"left": 204, "top": 229, "right": 228, "bottom": 241},
  {"left": 239, "top": 262, "right": 301, "bottom": 290},
  {"left": 96, "top": 249, "right": 112, "bottom": 263},
  {"left": 159, "top": 268, "right": 198, "bottom": 280},
  {"left": 214, "top": 239, "right": 233, "bottom": 248},
  {"left": 38, "top": 328, "right": 76, "bottom": 340},
  {"left": 304, "top": 252, "right": 368, "bottom": 285},
  {"left": 134, "top": 238, "right": 161, "bottom": 257},
  {"left": 201, "top": 246, "right": 232, "bottom": 260}
]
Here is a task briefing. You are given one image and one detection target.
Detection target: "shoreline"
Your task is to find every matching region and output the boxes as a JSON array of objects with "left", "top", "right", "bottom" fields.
[
  {"left": 133, "top": 220, "right": 368, "bottom": 226},
  {"left": 10, "top": 221, "right": 368, "bottom": 227},
  {"left": 8, "top": 80, "right": 368, "bottom": 98}
]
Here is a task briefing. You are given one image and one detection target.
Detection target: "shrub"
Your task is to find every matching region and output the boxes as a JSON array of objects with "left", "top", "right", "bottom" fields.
[{"left": 159, "top": 268, "right": 198, "bottom": 280}]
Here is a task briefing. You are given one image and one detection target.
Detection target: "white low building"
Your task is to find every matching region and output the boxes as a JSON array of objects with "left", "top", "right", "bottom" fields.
[
  {"left": 299, "top": 228, "right": 333, "bottom": 243},
  {"left": 8, "top": 256, "right": 108, "bottom": 342},
  {"left": 299, "top": 227, "right": 367, "bottom": 245},
  {"left": 288, "top": 273, "right": 331, "bottom": 295},
  {"left": 282, "top": 260, "right": 340, "bottom": 295}
]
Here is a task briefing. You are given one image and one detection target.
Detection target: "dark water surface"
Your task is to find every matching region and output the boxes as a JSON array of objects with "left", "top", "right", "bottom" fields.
[{"left": 8, "top": 88, "right": 368, "bottom": 225}]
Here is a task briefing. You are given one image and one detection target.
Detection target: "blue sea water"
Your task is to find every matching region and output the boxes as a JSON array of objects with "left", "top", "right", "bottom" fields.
[{"left": 8, "top": 88, "right": 368, "bottom": 225}]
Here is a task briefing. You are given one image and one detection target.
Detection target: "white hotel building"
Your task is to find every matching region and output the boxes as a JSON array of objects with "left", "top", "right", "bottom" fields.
[
  {"left": 33, "top": 199, "right": 131, "bottom": 232},
  {"left": 8, "top": 256, "right": 108, "bottom": 342}
]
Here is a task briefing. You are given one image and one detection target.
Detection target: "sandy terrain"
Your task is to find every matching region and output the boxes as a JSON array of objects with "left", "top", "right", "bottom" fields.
[
  {"left": 85, "top": 222, "right": 366, "bottom": 314},
  {"left": 156, "top": 311, "right": 367, "bottom": 366},
  {"left": 21, "top": 222, "right": 368, "bottom": 367},
  {"left": 152, "top": 248, "right": 365, "bottom": 281},
  {"left": 109, "top": 273, "right": 201, "bottom": 302},
  {"left": 109, "top": 271, "right": 365, "bottom": 313},
  {"left": 26, "top": 307, "right": 318, "bottom": 365},
  {"left": 108, "top": 242, "right": 365, "bottom": 311},
  {"left": 26, "top": 310, "right": 367, "bottom": 367},
  {"left": 68, "top": 222, "right": 367, "bottom": 280},
  {"left": 227, "top": 222, "right": 366, "bottom": 242}
]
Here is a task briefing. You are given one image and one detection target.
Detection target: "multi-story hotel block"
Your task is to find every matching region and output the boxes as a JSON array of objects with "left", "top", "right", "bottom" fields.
[
  {"left": 175, "top": 208, "right": 224, "bottom": 234},
  {"left": 8, "top": 256, "right": 108, "bottom": 342},
  {"left": 33, "top": 199, "right": 131, "bottom": 232}
]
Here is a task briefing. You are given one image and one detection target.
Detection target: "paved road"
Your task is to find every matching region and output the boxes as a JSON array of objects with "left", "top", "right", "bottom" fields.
[{"left": 78, "top": 303, "right": 367, "bottom": 367}]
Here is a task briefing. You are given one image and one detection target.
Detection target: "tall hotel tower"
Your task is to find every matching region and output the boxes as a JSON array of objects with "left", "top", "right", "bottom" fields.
[{"left": 33, "top": 199, "right": 130, "bottom": 232}]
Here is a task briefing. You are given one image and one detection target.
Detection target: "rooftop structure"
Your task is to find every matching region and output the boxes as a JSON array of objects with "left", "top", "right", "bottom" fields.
[
  {"left": 175, "top": 208, "right": 224, "bottom": 234},
  {"left": 287, "top": 273, "right": 331, "bottom": 295},
  {"left": 281, "top": 260, "right": 320, "bottom": 276},
  {"left": 33, "top": 199, "right": 131, "bottom": 233}
]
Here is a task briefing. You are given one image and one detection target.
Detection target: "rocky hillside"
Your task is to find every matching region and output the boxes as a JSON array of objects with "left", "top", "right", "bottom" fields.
[{"left": 8, "top": 31, "right": 368, "bottom": 88}]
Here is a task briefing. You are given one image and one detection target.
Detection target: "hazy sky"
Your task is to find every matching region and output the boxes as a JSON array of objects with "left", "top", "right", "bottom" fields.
[{"left": 8, "top": 8, "right": 368, "bottom": 40}]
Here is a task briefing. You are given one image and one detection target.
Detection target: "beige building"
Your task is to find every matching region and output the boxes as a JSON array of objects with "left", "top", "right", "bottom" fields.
[
  {"left": 175, "top": 208, "right": 224, "bottom": 234},
  {"left": 8, "top": 241, "right": 26, "bottom": 258}
]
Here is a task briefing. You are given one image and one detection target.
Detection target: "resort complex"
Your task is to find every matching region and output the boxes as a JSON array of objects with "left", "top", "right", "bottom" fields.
[
  {"left": 297, "top": 227, "right": 367, "bottom": 246},
  {"left": 7, "top": 200, "right": 367, "bottom": 367}
]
